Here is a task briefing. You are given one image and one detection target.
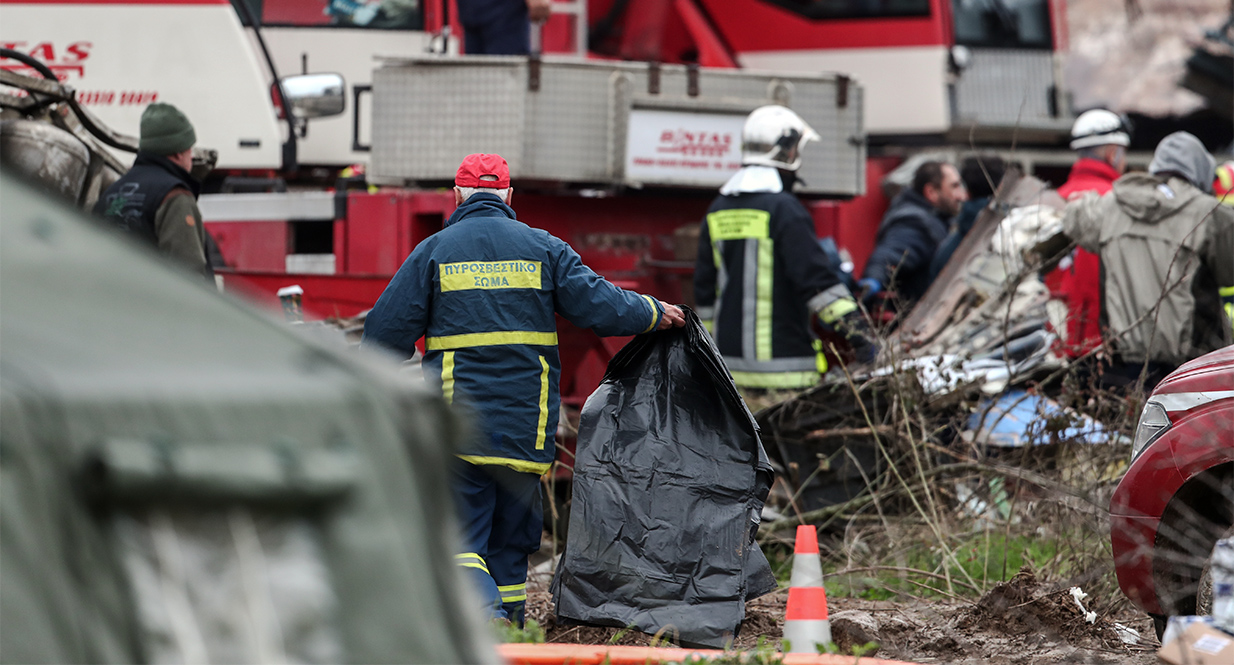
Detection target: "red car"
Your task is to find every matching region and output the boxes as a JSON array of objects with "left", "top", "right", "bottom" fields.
[{"left": 1110, "top": 346, "right": 1234, "bottom": 638}]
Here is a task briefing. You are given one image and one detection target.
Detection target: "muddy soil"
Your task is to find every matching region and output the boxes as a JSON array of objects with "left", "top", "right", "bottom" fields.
[{"left": 525, "top": 568, "right": 1159, "bottom": 664}]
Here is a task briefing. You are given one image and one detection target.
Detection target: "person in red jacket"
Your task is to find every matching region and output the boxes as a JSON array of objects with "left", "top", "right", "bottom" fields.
[{"left": 1046, "top": 109, "right": 1132, "bottom": 359}]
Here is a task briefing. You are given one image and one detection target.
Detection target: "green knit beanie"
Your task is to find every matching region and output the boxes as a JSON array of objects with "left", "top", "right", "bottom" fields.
[{"left": 139, "top": 103, "right": 196, "bottom": 155}]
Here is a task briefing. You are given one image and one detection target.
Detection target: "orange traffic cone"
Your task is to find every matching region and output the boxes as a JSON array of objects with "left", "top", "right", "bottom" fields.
[{"left": 782, "top": 524, "right": 831, "bottom": 654}]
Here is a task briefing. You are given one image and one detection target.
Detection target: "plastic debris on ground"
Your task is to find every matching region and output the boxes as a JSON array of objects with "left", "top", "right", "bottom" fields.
[
  {"left": 1068, "top": 587, "right": 1097, "bottom": 624},
  {"left": 551, "top": 308, "right": 776, "bottom": 648},
  {"left": 1112, "top": 622, "right": 1145, "bottom": 646},
  {"left": 962, "top": 388, "right": 1123, "bottom": 447}
]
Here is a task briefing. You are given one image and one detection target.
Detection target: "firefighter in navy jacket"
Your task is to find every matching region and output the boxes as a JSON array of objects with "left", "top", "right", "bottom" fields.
[
  {"left": 363, "top": 154, "right": 685, "bottom": 624},
  {"left": 694, "top": 106, "right": 876, "bottom": 390}
]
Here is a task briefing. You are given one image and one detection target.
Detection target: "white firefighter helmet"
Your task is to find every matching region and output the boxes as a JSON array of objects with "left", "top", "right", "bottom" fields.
[
  {"left": 1070, "top": 109, "right": 1132, "bottom": 150},
  {"left": 741, "top": 105, "right": 820, "bottom": 171}
]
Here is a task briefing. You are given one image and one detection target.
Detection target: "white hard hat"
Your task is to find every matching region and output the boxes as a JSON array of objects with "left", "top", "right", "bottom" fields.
[
  {"left": 741, "top": 105, "right": 820, "bottom": 171},
  {"left": 1070, "top": 109, "right": 1132, "bottom": 150}
]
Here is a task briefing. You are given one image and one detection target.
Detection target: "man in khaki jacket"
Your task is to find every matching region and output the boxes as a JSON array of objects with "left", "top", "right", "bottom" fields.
[{"left": 1038, "top": 131, "right": 1234, "bottom": 389}]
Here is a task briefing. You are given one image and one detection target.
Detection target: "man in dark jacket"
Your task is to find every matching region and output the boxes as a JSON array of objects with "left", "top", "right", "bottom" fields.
[
  {"left": 929, "top": 154, "right": 1005, "bottom": 281},
  {"left": 94, "top": 103, "right": 211, "bottom": 278},
  {"left": 859, "top": 160, "right": 967, "bottom": 308},
  {"left": 363, "top": 154, "right": 685, "bottom": 625},
  {"left": 694, "top": 105, "right": 875, "bottom": 391}
]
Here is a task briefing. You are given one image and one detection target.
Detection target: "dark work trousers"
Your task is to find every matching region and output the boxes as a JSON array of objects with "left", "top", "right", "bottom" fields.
[
  {"left": 456, "top": 0, "right": 531, "bottom": 55},
  {"left": 452, "top": 460, "right": 542, "bottom": 625}
]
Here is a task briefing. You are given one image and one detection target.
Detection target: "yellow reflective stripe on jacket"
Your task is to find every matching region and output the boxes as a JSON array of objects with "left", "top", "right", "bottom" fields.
[
  {"left": 425, "top": 331, "right": 558, "bottom": 351},
  {"left": 640, "top": 294, "right": 660, "bottom": 333},
  {"left": 457, "top": 455, "right": 552, "bottom": 476},
  {"left": 755, "top": 239, "right": 774, "bottom": 360},
  {"left": 819, "top": 297, "right": 858, "bottom": 324},
  {"left": 441, "top": 351, "right": 456, "bottom": 404},
  {"left": 729, "top": 370, "right": 820, "bottom": 390},
  {"left": 497, "top": 583, "right": 528, "bottom": 603},
  {"left": 455, "top": 553, "right": 490, "bottom": 574},
  {"left": 535, "top": 356, "right": 550, "bottom": 450}
]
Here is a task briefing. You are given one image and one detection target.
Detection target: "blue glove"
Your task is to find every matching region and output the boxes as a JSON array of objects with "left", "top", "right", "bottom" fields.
[{"left": 856, "top": 278, "right": 882, "bottom": 304}]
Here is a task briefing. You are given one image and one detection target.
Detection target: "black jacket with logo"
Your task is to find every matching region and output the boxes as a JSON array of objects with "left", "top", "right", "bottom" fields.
[
  {"left": 94, "top": 153, "right": 200, "bottom": 246},
  {"left": 694, "top": 189, "right": 851, "bottom": 389}
]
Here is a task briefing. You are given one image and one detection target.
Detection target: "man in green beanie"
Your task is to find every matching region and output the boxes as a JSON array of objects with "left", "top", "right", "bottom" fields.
[{"left": 94, "top": 102, "right": 211, "bottom": 278}]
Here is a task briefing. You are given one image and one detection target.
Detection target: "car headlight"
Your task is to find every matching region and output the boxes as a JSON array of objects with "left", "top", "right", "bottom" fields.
[{"left": 1131, "top": 401, "right": 1170, "bottom": 461}]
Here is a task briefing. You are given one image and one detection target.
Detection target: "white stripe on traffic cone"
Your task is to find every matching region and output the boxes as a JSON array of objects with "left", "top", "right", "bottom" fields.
[{"left": 782, "top": 524, "right": 830, "bottom": 654}]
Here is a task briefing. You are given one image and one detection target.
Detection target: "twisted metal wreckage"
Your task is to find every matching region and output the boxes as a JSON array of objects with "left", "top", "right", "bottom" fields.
[{"left": 756, "top": 170, "right": 1127, "bottom": 524}]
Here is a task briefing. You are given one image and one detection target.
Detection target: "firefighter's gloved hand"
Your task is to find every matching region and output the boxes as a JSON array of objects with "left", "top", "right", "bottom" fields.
[
  {"left": 831, "top": 311, "right": 879, "bottom": 365},
  {"left": 855, "top": 278, "right": 882, "bottom": 305}
]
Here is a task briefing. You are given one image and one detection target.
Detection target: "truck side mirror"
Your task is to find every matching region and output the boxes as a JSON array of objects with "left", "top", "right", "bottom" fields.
[{"left": 278, "top": 73, "right": 346, "bottom": 119}]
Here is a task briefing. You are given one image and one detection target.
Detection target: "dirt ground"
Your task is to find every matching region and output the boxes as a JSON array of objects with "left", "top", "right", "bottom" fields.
[{"left": 525, "top": 567, "right": 1161, "bottom": 664}]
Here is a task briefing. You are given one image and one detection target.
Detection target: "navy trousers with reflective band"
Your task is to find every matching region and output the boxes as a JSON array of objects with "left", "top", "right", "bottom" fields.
[{"left": 452, "top": 460, "right": 542, "bottom": 624}]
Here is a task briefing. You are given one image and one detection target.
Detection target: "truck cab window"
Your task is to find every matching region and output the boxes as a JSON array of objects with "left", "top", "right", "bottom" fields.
[
  {"left": 755, "top": 0, "right": 930, "bottom": 20},
  {"left": 230, "top": 0, "right": 421, "bottom": 30},
  {"left": 952, "top": 0, "right": 1052, "bottom": 49}
]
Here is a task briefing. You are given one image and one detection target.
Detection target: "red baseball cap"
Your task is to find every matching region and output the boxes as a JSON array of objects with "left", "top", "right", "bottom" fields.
[{"left": 455, "top": 153, "right": 511, "bottom": 188}]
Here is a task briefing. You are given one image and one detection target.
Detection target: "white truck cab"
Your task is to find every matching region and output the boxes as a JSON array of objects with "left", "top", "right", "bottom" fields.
[{"left": 1, "top": 0, "right": 432, "bottom": 173}]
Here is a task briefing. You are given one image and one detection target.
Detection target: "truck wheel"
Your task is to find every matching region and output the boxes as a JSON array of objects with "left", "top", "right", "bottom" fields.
[{"left": 1152, "top": 614, "right": 1169, "bottom": 642}]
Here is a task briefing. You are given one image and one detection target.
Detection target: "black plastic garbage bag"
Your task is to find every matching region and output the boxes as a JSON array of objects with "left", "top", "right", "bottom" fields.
[{"left": 551, "top": 307, "right": 777, "bottom": 648}]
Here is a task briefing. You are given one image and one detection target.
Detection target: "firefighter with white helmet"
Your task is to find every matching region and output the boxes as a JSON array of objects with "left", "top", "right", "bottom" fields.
[
  {"left": 693, "top": 105, "right": 876, "bottom": 390},
  {"left": 1069, "top": 109, "right": 1132, "bottom": 151},
  {"left": 1045, "top": 108, "right": 1134, "bottom": 360},
  {"left": 739, "top": 105, "right": 820, "bottom": 171}
]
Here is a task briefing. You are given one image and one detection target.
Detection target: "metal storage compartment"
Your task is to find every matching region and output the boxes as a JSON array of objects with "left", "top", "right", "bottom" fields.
[{"left": 368, "top": 56, "right": 865, "bottom": 197}]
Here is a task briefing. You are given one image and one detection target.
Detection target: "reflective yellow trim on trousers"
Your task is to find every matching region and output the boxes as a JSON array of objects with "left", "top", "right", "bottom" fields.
[
  {"left": 426, "top": 331, "right": 558, "bottom": 351},
  {"left": 535, "top": 356, "right": 550, "bottom": 450},
  {"left": 756, "top": 239, "right": 774, "bottom": 360},
  {"left": 1220, "top": 286, "right": 1234, "bottom": 297},
  {"left": 441, "top": 351, "right": 456, "bottom": 404},
  {"left": 498, "top": 583, "right": 528, "bottom": 603},
  {"left": 730, "top": 370, "right": 820, "bottom": 390},
  {"left": 819, "top": 297, "right": 858, "bottom": 325},
  {"left": 457, "top": 455, "right": 552, "bottom": 475},
  {"left": 640, "top": 295, "right": 660, "bottom": 333},
  {"left": 455, "top": 553, "right": 489, "bottom": 574}
]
